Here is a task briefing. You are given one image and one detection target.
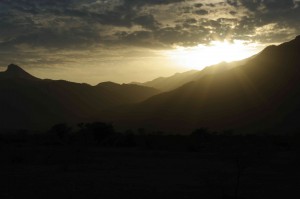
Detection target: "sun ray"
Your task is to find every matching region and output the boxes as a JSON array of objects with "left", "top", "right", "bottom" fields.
[{"left": 165, "top": 40, "right": 263, "bottom": 70}]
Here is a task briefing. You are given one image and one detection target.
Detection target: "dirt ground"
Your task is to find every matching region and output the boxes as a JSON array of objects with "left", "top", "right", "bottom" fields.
[{"left": 1, "top": 145, "right": 300, "bottom": 199}]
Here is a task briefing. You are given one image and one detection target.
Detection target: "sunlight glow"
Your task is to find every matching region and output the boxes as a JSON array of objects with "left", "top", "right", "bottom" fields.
[{"left": 166, "top": 40, "right": 262, "bottom": 70}]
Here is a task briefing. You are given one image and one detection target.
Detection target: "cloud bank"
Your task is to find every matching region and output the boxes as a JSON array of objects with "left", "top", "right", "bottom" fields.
[{"left": 0, "top": 0, "right": 299, "bottom": 83}]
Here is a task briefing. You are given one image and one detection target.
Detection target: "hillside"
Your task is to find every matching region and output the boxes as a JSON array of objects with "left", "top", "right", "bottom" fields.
[
  {"left": 137, "top": 58, "right": 250, "bottom": 91},
  {"left": 0, "top": 65, "right": 160, "bottom": 130},
  {"left": 103, "top": 36, "right": 300, "bottom": 134}
]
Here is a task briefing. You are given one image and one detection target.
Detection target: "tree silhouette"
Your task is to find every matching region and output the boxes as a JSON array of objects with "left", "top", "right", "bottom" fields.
[
  {"left": 49, "top": 123, "right": 72, "bottom": 141},
  {"left": 84, "top": 122, "right": 115, "bottom": 144}
]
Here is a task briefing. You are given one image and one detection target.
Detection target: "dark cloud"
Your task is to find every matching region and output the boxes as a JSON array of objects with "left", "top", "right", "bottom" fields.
[
  {"left": 0, "top": 0, "right": 299, "bottom": 60},
  {"left": 133, "top": 15, "right": 160, "bottom": 30},
  {"left": 226, "top": 0, "right": 238, "bottom": 8},
  {"left": 183, "top": 18, "right": 198, "bottom": 25},
  {"left": 115, "top": 30, "right": 155, "bottom": 47},
  {"left": 225, "top": 0, "right": 300, "bottom": 42},
  {"left": 194, "top": 3, "right": 203, "bottom": 8},
  {"left": 194, "top": 9, "right": 209, "bottom": 15},
  {"left": 227, "top": 0, "right": 295, "bottom": 11},
  {"left": 206, "top": 3, "right": 217, "bottom": 7},
  {"left": 113, "top": 22, "right": 211, "bottom": 48},
  {"left": 0, "top": 0, "right": 299, "bottom": 85},
  {"left": 229, "top": 11, "right": 237, "bottom": 15},
  {"left": 0, "top": 0, "right": 203, "bottom": 52},
  {"left": 122, "top": 0, "right": 185, "bottom": 6}
]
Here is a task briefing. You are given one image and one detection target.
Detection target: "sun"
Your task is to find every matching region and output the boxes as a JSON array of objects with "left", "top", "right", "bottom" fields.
[{"left": 166, "top": 40, "right": 262, "bottom": 70}]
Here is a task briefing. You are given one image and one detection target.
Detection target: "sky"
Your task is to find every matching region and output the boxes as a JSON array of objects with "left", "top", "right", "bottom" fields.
[{"left": 0, "top": 0, "right": 299, "bottom": 84}]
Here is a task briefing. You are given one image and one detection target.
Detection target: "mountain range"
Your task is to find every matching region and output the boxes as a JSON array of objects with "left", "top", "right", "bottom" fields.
[
  {"left": 1, "top": 35, "right": 300, "bottom": 134},
  {"left": 136, "top": 58, "right": 251, "bottom": 91},
  {"left": 103, "top": 36, "right": 300, "bottom": 134},
  {"left": 0, "top": 65, "right": 159, "bottom": 130}
]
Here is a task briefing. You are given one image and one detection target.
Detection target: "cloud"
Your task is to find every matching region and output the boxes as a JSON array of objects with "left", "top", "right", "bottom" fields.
[
  {"left": 133, "top": 15, "right": 161, "bottom": 30},
  {"left": 0, "top": 0, "right": 300, "bottom": 71},
  {"left": 194, "top": 3, "right": 203, "bottom": 8},
  {"left": 1, "top": 0, "right": 299, "bottom": 51},
  {"left": 225, "top": 0, "right": 300, "bottom": 42},
  {"left": 194, "top": 9, "right": 209, "bottom": 15}
]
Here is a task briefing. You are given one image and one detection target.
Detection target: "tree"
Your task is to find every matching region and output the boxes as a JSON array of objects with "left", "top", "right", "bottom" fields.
[
  {"left": 49, "top": 123, "right": 72, "bottom": 141},
  {"left": 84, "top": 122, "right": 115, "bottom": 144}
]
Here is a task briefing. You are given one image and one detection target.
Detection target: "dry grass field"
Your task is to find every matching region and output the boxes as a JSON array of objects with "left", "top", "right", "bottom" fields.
[{"left": 1, "top": 141, "right": 299, "bottom": 199}]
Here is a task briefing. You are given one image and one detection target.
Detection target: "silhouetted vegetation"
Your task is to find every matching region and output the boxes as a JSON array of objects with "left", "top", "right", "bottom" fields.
[
  {"left": 49, "top": 123, "right": 72, "bottom": 142},
  {"left": 1, "top": 123, "right": 300, "bottom": 199},
  {"left": 1, "top": 122, "right": 299, "bottom": 153}
]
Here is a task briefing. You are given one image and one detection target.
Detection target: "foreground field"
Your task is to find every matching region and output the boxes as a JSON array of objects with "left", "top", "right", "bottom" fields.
[{"left": 1, "top": 144, "right": 299, "bottom": 199}]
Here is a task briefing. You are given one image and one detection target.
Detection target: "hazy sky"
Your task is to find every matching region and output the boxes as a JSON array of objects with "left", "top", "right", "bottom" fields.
[{"left": 0, "top": 0, "right": 299, "bottom": 84}]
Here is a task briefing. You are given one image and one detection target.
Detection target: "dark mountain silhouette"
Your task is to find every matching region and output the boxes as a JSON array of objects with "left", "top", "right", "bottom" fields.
[
  {"left": 0, "top": 66, "right": 160, "bottom": 130},
  {"left": 96, "top": 81, "right": 161, "bottom": 102},
  {"left": 102, "top": 35, "right": 300, "bottom": 134},
  {"left": 134, "top": 58, "right": 251, "bottom": 91},
  {"left": 0, "top": 64, "right": 39, "bottom": 80},
  {"left": 133, "top": 70, "right": 199, "bottom": 91}
]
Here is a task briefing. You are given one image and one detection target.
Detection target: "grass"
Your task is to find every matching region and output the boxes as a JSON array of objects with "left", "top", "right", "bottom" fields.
[{"left": 1, "top": 141, "right": 299, "bottom": 199}]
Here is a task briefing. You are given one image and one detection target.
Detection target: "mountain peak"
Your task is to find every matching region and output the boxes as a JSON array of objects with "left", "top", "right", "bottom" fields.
[
  {"left": 96, "top": 81, "right": 120, "bottom": 87},
  {"left": 292, "top": 35, "right": 300, "bottom": 46},
  {"left": 1, "top": 64, "right": 39, "bottom": 80},
  {"left": 7, "top": 64, "right": 25, "bottom": 72}
]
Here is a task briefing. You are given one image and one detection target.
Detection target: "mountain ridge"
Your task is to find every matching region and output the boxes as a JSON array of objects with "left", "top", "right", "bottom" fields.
[
  {"left": 0, "top": 64, "right": 40, "bottom": 81},
  {"left": 0, "top": 65, "right": 160, "bottom": 130},
  {"left": 2, "top": 35, "right": 300, "bottom": 134},
  {"left": 101, "top": 35, "right": 300, "bottom": 134},
  {"left": 134, "top": 58, "right": 252, "bottom": 91}
]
